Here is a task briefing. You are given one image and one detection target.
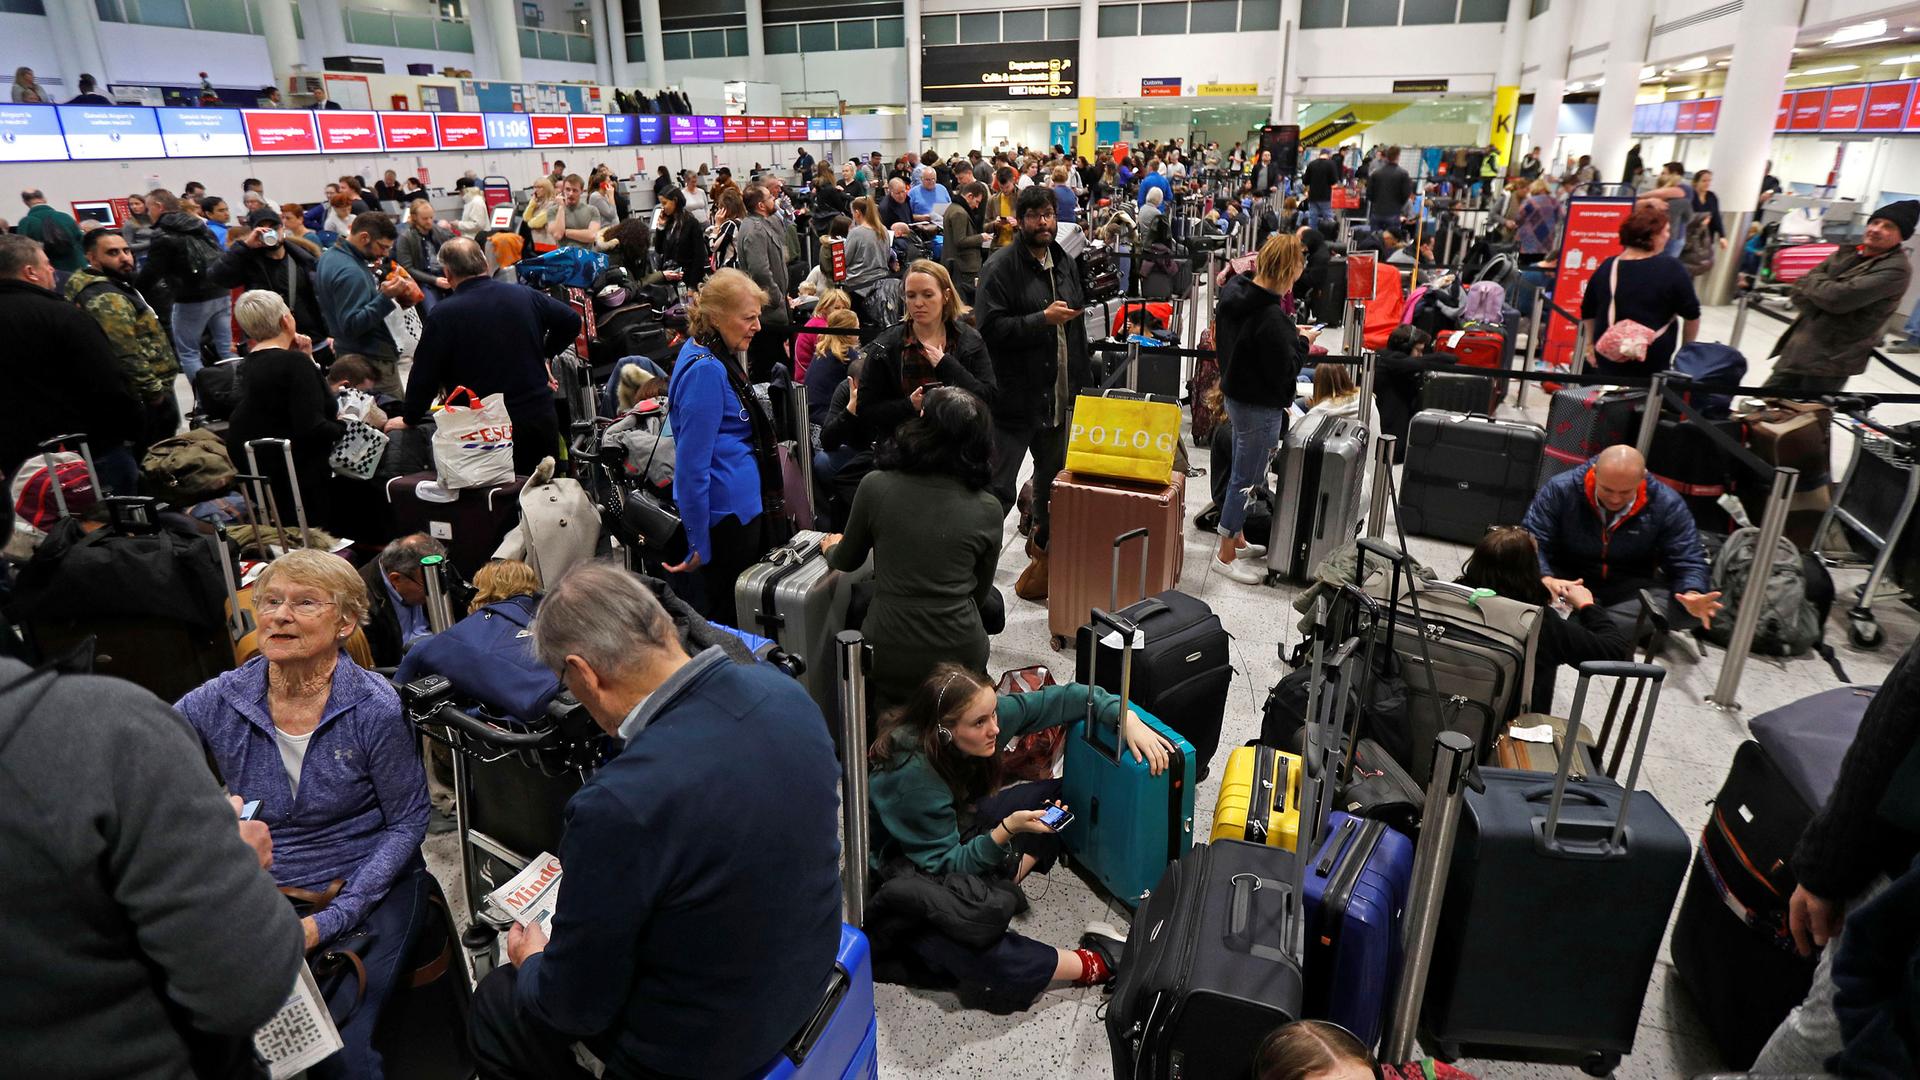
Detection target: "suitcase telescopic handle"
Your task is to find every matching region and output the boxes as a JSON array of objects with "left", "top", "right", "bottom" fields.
[
  {"left": 1084, "top": 607, "right": 1139, "bottom": 763},
  {"left": 1109, "top": 528, "right": 1151, "bottom": 612},
  {"left": 1541, "top": 660, "right": 1667, "bottom": 858}
]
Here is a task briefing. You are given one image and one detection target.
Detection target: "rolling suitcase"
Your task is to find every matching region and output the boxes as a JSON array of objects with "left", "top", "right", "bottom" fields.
[
  {"left": 1105, "top": 840, "right": 1305, "bottom": 1080},
  {"left": 754, "top": 924, "right": 879, "bottom": 1080},
  {"left": 1209, "top": 743, "right": 1304, "bottom": 849},
  {"left": 1267, "top": 411, "right": 1366, "bottom": 584},
  {"left": 1046, "top": 471, "right": 1185, "bottom": 648},
  {"left": 386, "top": 471, "right": 528, "bottom": 579},
  {"left": 1670, "top": 685, "right": 1877, "bottom": 1069},
  {"left": 1433, "top": 327, "right": 1503, "bottom": 370},
  {"left": 1302, "top": 810, "right": 1413, "bottom": 1049},
  {"left": 1060, "top": 607, "right": 1197, "bottom": 908},
  {"left": 1539, "top": 386, "right": 1643, "bottom": 486},
  {"left": 1398, "top": 411, "right": 1546, "bottom": 545},
  {"left": 733, "top": 530, "right": 862, "bottom": 724},
  {"left": 1422, "top": 661, "right": 1690, "bottom": 1075},
  {"left": 1411, "top": 371, "right": 1494, "bottom": 417},
  {"left": 1072, "top": 536, "right": 1232, "bottom": 778}
]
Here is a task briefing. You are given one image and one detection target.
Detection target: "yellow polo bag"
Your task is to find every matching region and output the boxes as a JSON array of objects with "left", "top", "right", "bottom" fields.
[{"left": 1065, "top": 392, "right": 1182, "bottom": 485}]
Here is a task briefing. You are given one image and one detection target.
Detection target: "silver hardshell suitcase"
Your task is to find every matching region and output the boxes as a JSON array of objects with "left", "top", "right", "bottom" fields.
[
  {"left": 1267, "top": 411, "right": 1367, "bottom": 584},
  {"left": 733, "top": 529, "right": 864, "bottom": 722}
]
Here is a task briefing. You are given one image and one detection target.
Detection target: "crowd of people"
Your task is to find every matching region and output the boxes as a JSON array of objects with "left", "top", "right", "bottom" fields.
[{"left": 1, "top": 124, "right": 1917, "bottom": 1080}]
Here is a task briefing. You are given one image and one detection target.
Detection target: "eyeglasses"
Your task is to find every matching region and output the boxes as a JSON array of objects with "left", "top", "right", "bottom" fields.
[{"left": 257, "top": 597, "right": 337, "bottom": 618}]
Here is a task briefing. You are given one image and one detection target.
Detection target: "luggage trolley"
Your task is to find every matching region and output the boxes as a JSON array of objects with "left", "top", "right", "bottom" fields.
[{"left": 1813, "top": 415, "right": 1920, "bottom": 649}]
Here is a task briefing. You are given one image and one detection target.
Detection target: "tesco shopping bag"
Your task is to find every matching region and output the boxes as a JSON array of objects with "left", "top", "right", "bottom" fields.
[{"left": 431, "top": 387, "right": 515, "bottom": 491}]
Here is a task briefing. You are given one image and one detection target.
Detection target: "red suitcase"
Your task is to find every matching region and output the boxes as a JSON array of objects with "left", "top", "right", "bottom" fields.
[
  {"left": 1435, "top": 328, "right": 1505, "bottom": 370},
  {"left": 1768, "top": 242, "right": 1839, "bottom": 285},
  {"left": 1045, "top": 470, "right": 1185, "bottom": 648}
]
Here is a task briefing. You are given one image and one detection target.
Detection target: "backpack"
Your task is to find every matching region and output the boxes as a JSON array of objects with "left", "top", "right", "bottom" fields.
[
  {"left": 1704, "top": 528, "right": 1821, "bottom": 657},
  {"left": 140, "top": 428, "right": 237, "bottom": 505},
  {"left": 38, "top": 215, "right": 76, "bottom": 262},
  {"left": 178, "top": 229, "right": 218, "bottom": 285},
  {"left": 1459, "top": 280, "right": 1505, "bottom": 327}
]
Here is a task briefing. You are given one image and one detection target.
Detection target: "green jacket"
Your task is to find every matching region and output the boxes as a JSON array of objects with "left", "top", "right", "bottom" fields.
[
  {"left": 1775, "top": 244, "right": 1913, "bottom": 378},
  {"left": 65, "top": 267, "right": 178, "bottom": 398},
  {"left": 868, "top": 682, "right": 1121, "bottom": 876},
  {"left": 18, "top": 204, "right": 85, "bottom": 272}
]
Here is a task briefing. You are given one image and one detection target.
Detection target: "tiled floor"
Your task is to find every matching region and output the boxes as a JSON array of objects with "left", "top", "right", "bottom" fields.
[{"left": 427, "top": 298, "right": 1920, "bottom": 1078}]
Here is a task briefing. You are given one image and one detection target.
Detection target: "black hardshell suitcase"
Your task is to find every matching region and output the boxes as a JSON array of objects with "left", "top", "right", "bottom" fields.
[
  {"left": 1422, "top": 661, "right": 1690, "bottom": 1075},
  {"left": 1412, "top": 371, "right": 1495, "bottom": 417},
  {"left": 1540, "top": 387, "right": 1645, "bottom": 487},
  {"left": 1399, "top": 411, "right": 1547, "bottom": 545},
  {"left": 1075, "top": 589, "right": 1233, "bottom": 780},
  {"left": 1670, "top": 684, "right": 1877, "bottom": 1069},
  {"left": 1106, "top": 840, "right": 1306, "bottom": 1080}
]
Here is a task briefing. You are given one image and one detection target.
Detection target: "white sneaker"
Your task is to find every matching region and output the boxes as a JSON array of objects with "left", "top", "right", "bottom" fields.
[
  {"left": 1236, "top": 543, "right": 1268, "bottom": 561},
  {"left": 1211, "top": 556, "right": 1266, "bottom": 585}
]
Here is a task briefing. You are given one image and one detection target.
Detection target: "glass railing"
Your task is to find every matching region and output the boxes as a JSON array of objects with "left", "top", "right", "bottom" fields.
[
  {"left": 343, "top": 5, "right": 474, "bottom": 51},
  {"left": 97, "top": 0, "right": 305, "bottom": 37},
  {"left": 518, "top": 24, "right": 594, "bottom": 63}
]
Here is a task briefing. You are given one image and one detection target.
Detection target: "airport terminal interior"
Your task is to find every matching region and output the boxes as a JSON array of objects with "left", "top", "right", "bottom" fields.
[{"left": 7, "top": 0, "right": 1920, "bottom": 1076}]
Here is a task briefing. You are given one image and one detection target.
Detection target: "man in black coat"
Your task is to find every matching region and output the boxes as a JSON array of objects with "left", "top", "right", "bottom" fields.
[
  {"left": 1301, "top": 148, "right": 1341, "bottom": 234},
  {"left": 209, "top": 208, "right": 329, "bottom": 347},
  {"left": 400, "top": 238, "right": 581, "bottom": 477},
  {"left": 1365, "top": 145, "right": 1413, "bottom": 240},
  {"left": 975, "top": 184, "right": 1090, "bottom": 600},
  {"left": 0, "top": 234, "right": 143, "bottom": 492}
]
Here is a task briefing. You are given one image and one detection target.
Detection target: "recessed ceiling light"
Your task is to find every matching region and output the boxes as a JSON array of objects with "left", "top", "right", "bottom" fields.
[
  {"left": 1877, "top": 53, "right": 1920, "bottom": 64},
  {"left": 1826, "top": 18, "right": 1887, "bottom": 44},
  {"left": 1640, "top": 65, "right": 1657, "bottom": 79},
  {"left": 1674, "top": 56, "right": 1710, "bottom": 72},
  {"left": 1790, "top": 63, "right": 1862, "bottom": 76}
]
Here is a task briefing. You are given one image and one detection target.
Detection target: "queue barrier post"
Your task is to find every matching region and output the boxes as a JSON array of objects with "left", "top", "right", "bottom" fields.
[
  {"left": 1635, "top": 373, "right": 1669, "bottom": 460},
  {"left": 1366, "top": 434, "right": 1398, "bottom": 539},
  {"left": 1707, "top": 466, "right": 1800, "bottom": 712},
  {"left": 836, "top": 630, "right": 873, "bottom": 927}
]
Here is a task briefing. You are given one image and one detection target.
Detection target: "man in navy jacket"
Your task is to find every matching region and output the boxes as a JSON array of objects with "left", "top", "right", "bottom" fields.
[
  {"left": 401, "top": 238, "right": 579, "bottom": 476},
  {"left": 1522, "top": 445, "right": 1722, "bottom": 634},
  {"left": 469, "top": 562, "right": 843, "bottom": 1080}
]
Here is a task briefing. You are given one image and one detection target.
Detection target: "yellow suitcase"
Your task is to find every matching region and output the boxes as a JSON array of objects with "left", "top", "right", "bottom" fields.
[{"left": 1209, "top": 743, "right": 1303, "bottom": 850}]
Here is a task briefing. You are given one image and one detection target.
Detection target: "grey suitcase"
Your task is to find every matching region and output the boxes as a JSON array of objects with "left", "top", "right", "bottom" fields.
[
  {"left": 732, "top": 529, "right": 864, "bottom": 724},
  {"left": 1355, "top": 543, "right": 1542, "bottom": 784},
  {"left": 1267, "top": 412, "right": 1366, "bottom": 584}
]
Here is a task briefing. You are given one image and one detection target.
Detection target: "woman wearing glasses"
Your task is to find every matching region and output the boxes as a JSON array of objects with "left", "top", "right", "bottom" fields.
[{"left": 175, "top": 548, "right": 431, "bottom": 1080}]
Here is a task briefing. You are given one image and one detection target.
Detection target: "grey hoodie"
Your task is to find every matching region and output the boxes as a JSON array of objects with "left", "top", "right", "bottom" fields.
[{"left": 0, "top": 658, "right": 303, "bottom": 1079}]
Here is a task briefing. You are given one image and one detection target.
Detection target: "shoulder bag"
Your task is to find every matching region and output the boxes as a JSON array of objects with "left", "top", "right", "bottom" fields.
[{"left": 1593, "top": 258, "right": 1665, "bottom": 364}]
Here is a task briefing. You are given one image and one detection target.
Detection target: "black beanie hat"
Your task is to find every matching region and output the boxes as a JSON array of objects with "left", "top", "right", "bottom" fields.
[{"left": 1870, "top": 199, "right": 1919, "bottom": 241}]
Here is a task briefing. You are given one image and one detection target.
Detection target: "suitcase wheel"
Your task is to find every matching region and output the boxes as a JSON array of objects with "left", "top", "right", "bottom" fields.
[{"left": 1581, "top": 1052, "right": 1621, "bottom": 1077}]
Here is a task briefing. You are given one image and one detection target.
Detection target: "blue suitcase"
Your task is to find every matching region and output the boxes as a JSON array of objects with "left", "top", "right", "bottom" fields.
[
  {"left": 1302, "top": 810, "right": 1413, "bottom": 1048},
  {"left": 755, "top": 923, "right": 878, "bottom": 1080},
  {"left": 1062, "top": 607, "right": 1198, "bottom": 908}
]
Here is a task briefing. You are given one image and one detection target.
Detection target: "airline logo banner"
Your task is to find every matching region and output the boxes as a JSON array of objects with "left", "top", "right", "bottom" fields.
[
  {"left": 531, "top": 115, "right": 571, "bottom": 147},
  {"left": 316, "top": 111, "right": 382, "bottom": 152},
  {"left": 568, "top": 115, "right": 607, "bottom": 146},
  {"left": 436, "top": 112, "right": 488, "bottom": 148},
  {"left": 1864, "top": 82, "right": 1913, "bottom": 130},
  {"left": 1822, "top": 85, "right": 1866, "bottom": 131},
  {"left": 242, "top": 109, "right": 320, "bottom": 154},
  {"left": 379, "top": 112, "right": 439, "bottom": 151}
]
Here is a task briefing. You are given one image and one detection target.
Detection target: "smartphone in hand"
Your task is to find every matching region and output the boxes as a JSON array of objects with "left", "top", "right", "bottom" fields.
[{"left": 1037, "top": 804, "right": 1076, "bottom": 832}]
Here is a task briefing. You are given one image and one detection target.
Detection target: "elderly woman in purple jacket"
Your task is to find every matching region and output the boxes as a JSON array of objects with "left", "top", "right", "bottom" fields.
[{"left": 176, "top": 548, "right": 430, "bottom": 1080}]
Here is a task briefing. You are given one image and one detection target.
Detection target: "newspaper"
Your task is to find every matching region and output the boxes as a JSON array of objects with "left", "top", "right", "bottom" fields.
[
  {"left": 485, "top": 851, "right": 564, "bottom": 931},
  {"left": 252, "top": 961, "right": 344, "bottom": 1079}
]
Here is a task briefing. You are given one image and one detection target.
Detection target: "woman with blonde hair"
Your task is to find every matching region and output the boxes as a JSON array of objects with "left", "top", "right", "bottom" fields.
[
  {"left": 523, "top": 177, "right": 558, "bottom": 253},
  {"left": 11, "top": 66, "right": 47, "bottom": 103},
  {"left": 834, "top": 259, "right": 995, "bottom": 453},
  {"left": 665, "top": 269, "right": 778, "bottom": 624},
  {"left": 1210, "top": 232, "right": 1316, "bottom": 583},
  {"left": 175, "top": 548, "right": 429, "bottom": 1080},
  {"left": 794, "top": 287, "right": 852, "bottom": 382},
  {"left": 470, "top": 559, "right": 543, "bottom": 613}
]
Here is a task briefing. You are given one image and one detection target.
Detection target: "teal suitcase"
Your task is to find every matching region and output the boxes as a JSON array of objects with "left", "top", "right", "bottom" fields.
[{"left": 1062, "top": 607, "right": 1197, "bottom": 908}]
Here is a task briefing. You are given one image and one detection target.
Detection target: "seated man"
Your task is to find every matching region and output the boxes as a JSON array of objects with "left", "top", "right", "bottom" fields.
[
  {"left": 359, "top": 533, "right": 473, "bottom": 667},
  {"left": 1521, "top": 444, "right": 1722, "bottom": 636},
  {"left": 470, "top": 562, "right": 843, "bottom": 1080}
]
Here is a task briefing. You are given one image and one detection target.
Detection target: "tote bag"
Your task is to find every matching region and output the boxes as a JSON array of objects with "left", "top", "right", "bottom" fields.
[
  {"left": 1065, "top": 392, "right": 1181, "bottom": 484},
  {"left": 329, "top": 418, "right": 389, "bottom": 481},
  {"left": 430, "top": 387, "right": 515, "bottom": 490}
]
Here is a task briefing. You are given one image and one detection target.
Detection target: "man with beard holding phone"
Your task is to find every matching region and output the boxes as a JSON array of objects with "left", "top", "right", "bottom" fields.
[{"left": 975, "top": 184, "right": 1090, "bottom": 601}]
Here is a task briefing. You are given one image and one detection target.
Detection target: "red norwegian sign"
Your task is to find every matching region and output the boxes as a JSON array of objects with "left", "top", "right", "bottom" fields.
[
  {"left": 1543, "top": 197, "right": 1635, "bottom": 372},
  {"left": 1777, "top": 92, "right": 1793, "bottom": 131},
  {"left": 1864, "top": 81, "right": 1913, "bottom": 130},
  {"left": 315, "top": 111, "right": 381, "bottom": 152},
  {"left": 242, "top": 110, "right": 319, "bottom": 154},
  {"left": 1822, "top": 85, "right": 1866, "bottom": 131},
  {"left": 1692, "top": 98, "right": 1720, "bottom": 132},
  {"left": 435, "top": 112, "right": 487, "bottom": 148},
  {"left": 1675, "top": 102, "right": 1702, "bottom": 133},
  {"left": 531, "top": 115, "right": 571, "bottom": 147},
  {"left": 568, "top": 115, "right": 606, "bottom": 146},
  {"left": 379, "top": 112, "right": 438, "bottom": 150},
  {"left": 1790, "top": 90, "right": 1829, "bottom": 131}
]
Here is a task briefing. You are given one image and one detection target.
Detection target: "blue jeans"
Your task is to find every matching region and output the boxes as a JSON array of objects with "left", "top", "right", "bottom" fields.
[
  {"left": 1308, "top": 200, "right": 1335, "bottom": 233},
  {"left": 1663, "top": 232, "right": 1686, "bottom": 260},
  {"left": 311, "top": 858, "right": 429, "bottom": 1080},
  {"left": 168, "top": 295, "right": 233, "bottom": 381},
  {"left": 1219, "top": 398, "right": 1289, "bottom": 538},
  {"left": 1903, "top": 301, "right": 1920, "bottom": 344}
]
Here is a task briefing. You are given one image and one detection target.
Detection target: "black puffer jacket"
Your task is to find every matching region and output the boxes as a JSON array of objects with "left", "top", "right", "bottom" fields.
[
  {"left": 137, "top": 211, "right": 227, "bottom": 303},
  {"left": 0, "top": 279, "right": 143, "bottom": 476},
  {"left": 974, "top": 239, "right": 1090, "bottom": 429},
  {"left": 209, "top": 243, "right": 328, "bottom": 341},
  {"left": 1216, "top": 273, "right": 1306, "bottom": 409}
]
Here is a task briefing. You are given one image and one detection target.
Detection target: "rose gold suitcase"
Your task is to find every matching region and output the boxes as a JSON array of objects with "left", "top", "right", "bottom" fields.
[{"left": 1045, "top": 469, "right": 1185, "bottom": 648}]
